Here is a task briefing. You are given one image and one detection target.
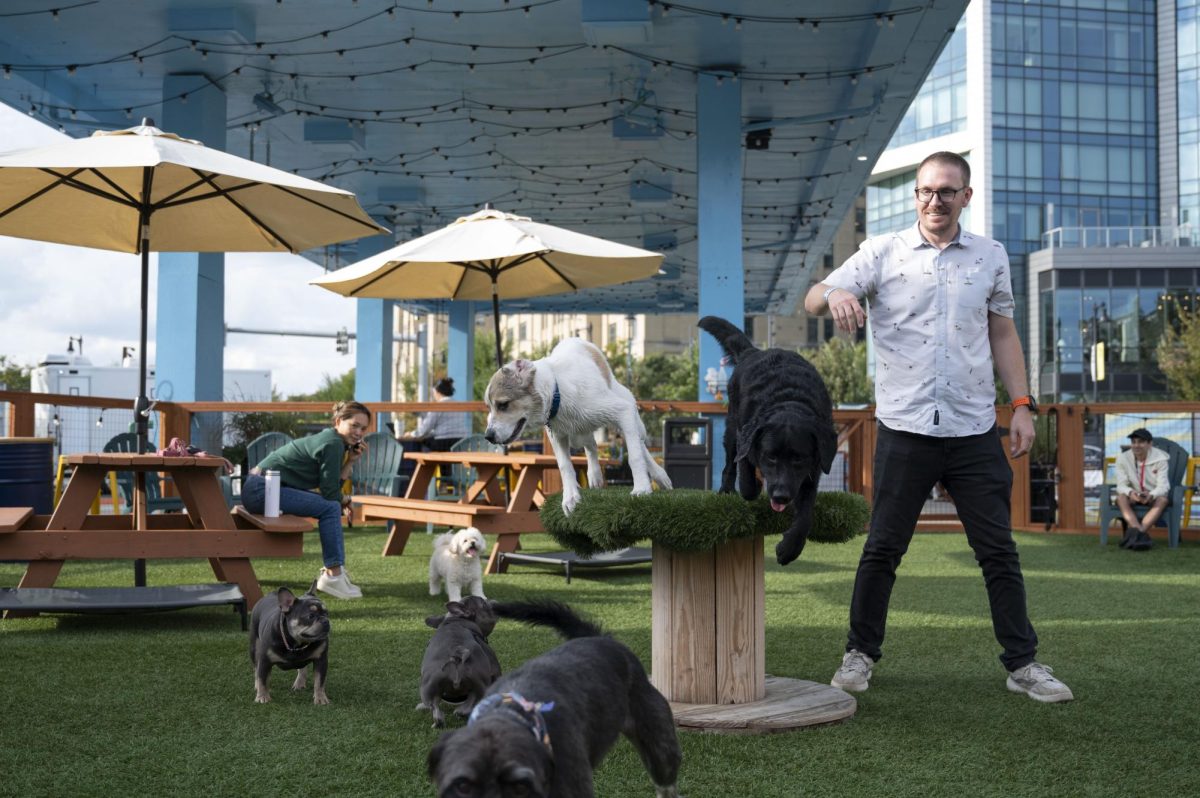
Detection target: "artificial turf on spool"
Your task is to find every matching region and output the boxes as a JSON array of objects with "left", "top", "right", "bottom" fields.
[{"left": 539, "top": 488, "right": 870, "bottom": 555}]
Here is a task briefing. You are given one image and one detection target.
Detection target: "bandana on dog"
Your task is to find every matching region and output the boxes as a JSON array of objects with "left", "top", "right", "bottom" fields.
[{"left": 468, "top": 692, "right": 554, "bottom": 751}]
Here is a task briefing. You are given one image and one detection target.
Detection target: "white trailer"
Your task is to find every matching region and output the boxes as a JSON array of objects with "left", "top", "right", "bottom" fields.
[{"left": 32, "top": 353, "right": 272, "bottom": 456}]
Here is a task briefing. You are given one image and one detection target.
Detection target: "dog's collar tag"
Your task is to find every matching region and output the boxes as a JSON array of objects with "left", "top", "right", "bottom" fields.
[{"left": 547, "top": 383, "right": 562, "bottom": 422}]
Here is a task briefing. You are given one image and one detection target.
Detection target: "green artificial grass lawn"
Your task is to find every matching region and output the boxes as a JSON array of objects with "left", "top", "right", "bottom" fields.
[{"left": 1, "top": 528, "right": 1197, "bottom": 798}]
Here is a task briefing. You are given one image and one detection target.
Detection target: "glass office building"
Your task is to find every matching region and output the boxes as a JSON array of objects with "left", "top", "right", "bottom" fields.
[{"left": 865, "top": 0, "right": 1197, "bottom": 401}]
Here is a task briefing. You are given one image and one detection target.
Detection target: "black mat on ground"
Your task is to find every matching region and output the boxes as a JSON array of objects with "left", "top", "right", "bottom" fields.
[
  {"left": 498, "top": 547, "right": 651, "bottom": 583},
  {"left": 0, "top": 583, "right": 247, "bottom": 628}
]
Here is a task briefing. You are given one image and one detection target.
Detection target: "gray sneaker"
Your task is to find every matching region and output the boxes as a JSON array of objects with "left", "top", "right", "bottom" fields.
[
  {"left": 831, "top": 649, "right": 874, "bottom": 692},
  {"left": 1006, "top": 662, "right": 1073, "bottom": 703}
]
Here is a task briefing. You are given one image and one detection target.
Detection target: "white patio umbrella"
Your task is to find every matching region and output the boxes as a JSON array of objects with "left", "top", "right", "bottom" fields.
[
  {"left": 0, "top": 120, "right": 387, "bottom": 452},
  {"left": 309, "top": 206, "right": 663, "bottom": 366}
]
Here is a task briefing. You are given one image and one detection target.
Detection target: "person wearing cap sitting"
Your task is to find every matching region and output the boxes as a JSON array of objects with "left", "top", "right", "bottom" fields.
[{"left": 1113, "top": 428, "right": 1168, "bottom": 551}]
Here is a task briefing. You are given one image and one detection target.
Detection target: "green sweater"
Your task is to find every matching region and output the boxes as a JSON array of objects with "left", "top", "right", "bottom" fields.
[{"left": 257, "top": 428, "right": 346, "bottom": 502}]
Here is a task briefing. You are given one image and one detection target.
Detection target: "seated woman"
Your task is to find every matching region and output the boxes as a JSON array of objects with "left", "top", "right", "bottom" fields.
[
  {"left": 399, "top": 376, "right": 473, "bottom": 452},
  {"left": 241, "top": 401, "right": 371, "bottom": 599}
]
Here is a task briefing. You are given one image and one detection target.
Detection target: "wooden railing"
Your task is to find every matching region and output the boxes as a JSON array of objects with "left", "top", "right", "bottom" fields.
[{"left": 6, "top": 390, "right": 1200, "bottom": 539}]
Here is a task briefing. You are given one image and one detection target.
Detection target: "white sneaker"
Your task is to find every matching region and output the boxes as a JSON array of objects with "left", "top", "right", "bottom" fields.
[
  {"left": 831, "top": 649, "right": 874, "bottom": 692},
  {"left": 1006, "top": 662, "right": 1073, "bottom": 703},
  {"left": 316, "top": 569, "right": 362, "bottom": 599}
]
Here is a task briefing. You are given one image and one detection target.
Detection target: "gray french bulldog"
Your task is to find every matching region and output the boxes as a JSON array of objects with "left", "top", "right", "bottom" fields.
[
  {"left": 416, "top": 596, "right": 501, "bottom": 728},
  {"left": 249, "top": 579, "right": 331, "bottom": 705}
]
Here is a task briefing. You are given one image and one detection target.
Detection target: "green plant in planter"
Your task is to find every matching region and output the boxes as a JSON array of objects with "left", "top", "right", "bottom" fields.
[{"left": 540, "top": 488, "right": 870, "bottom": 556}]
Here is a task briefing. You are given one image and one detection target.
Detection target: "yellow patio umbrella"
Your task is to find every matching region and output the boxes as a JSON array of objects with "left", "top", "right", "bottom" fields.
[
  {"left": 0, "top": 120, "right": 387, "bottom": 452},
  {"left": 309, "top": 206, "right": 663, "bottom": 366}
]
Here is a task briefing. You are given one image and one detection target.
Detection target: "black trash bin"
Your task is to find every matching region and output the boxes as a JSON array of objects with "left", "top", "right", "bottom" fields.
[
  {"left": 662, "top": 418, "right": 713, "bottom": 490},
  {"left": 0, "top": 436, "right": 55, "bottom": 513}
]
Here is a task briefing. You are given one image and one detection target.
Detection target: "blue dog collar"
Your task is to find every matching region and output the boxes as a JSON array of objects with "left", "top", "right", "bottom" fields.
[
  {"left": 547, "top": 383, "right": 562, "bottom": 422},
  {"left": 469, "top": 692, "right": 554, "bottom": 751}
]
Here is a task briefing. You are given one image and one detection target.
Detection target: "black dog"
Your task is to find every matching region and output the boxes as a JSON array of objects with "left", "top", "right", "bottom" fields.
[
  {"left": 417, "top": 596, "right": 502, "bottom": 728},
  {"left": 249, "top": 579, "right": 331, "bottom": 704},
  {"left": 698, "top": 315, "right": 837, "bottom": 566},
  {"left": 428, "top": 600, "right": 682, "bottom": 798}
]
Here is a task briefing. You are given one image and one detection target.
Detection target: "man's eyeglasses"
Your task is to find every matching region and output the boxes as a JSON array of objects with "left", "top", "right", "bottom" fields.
[{"left": 914, "top": 187, "right": 966, "bottom": 204}]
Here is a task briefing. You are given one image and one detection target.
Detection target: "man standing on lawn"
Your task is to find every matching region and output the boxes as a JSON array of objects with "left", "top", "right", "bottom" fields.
[{"left": 805, "top": 151, "right": 1073, "bottom": 703}]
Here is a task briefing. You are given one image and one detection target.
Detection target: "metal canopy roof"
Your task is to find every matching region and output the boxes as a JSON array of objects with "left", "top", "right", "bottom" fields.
[{"left": 0, "top": 0, "right": 966, "bottom": 315}]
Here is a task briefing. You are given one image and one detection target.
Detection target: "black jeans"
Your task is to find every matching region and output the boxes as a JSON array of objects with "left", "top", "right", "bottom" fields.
[{"left": 846, "top": 423, "right": 1038, "bottom": 671}]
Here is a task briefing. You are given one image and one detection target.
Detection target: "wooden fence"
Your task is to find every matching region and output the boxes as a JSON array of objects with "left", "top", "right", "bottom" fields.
[{"left": 5, "top": 390, "right": 1199, "bottom": 541}]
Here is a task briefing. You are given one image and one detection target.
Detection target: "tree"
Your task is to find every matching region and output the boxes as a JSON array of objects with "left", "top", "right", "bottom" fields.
[
  {"left": 801, "top": 338, "right": 874, "bottom": 406},
  {"left": 287, "top": 369, "right": 356, "bottom": 403},
  {"left": 1158, "top": 305, "right": 1200, "bottom": 399},
  {"left": 0, "top": 355, "right": 32, "bottom": 391}
]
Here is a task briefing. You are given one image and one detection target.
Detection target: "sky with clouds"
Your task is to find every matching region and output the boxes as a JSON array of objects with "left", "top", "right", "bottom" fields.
[{"left": 0, "top": 105, "right": 364, "bottom": 398}]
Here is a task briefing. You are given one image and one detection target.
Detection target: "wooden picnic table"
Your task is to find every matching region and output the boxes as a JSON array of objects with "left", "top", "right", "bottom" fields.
[
  {"left": 0, "top": 453, "right": 310, "bottom": 613},
  {"left": 357, "top": 450, "right": 590, "bottom": 574}
]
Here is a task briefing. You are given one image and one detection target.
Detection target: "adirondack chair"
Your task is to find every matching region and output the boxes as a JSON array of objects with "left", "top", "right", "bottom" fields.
[
  {"left": 351, "top": 432, "right": 407, "bottom": 498},
  {"left": 1097, "top": 437, "right": 1188, "bottom": 548},
  {"left": 102, "top": 432, "right": 184, "bottom": 513},
  {"left": 246, "top": 431, "right": 294, "bottom": 469},
  {"left": 222, "top": 431, "right": 294, "bottom": 507}
]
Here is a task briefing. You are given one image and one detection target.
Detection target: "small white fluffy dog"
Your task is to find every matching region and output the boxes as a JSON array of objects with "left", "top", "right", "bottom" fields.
[
  {"left": 429, "top": 527, "right": 488, "bottom": 602},
  {"left": 483, "top": 338, "right": 672, "bottom": 515}
]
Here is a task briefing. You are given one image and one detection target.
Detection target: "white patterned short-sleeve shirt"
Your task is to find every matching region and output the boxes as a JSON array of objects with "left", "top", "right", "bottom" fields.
[{"left": 823, "top": 223, "right": 1014, "bottom": 437}]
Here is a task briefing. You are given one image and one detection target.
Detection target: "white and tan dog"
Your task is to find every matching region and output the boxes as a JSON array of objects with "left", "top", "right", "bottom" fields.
[
  {"left": 429, "top": 527, "right": 488, "bottom": 602},
  {"left": 483, "top": 338, "right": 672, "bottom": 515}
]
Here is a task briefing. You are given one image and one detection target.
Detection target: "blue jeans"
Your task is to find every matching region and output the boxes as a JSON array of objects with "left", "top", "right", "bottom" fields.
[
  {"left": 242, "top": 474, "right": 346, "bottom": 569},
  {"left": 847, "top": 423, "right": 1038, "bottom": 671}
]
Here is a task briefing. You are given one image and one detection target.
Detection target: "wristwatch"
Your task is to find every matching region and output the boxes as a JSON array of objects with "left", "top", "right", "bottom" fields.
[
  {"left": 822, "top": 285, "right": 842, "bottom": 302},
  {"left": 1011, "top": 394, "right": 1038, "bottom": 414}
]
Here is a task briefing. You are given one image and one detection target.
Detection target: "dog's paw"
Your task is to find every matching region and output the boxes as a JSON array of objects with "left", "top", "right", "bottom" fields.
[
  {"left": 254, "top": 693, "right": 271, "bottom": 704},
  {"left": 775, "top": 536, "right": 807, "bottom": 566},
  {"left": 561, "top": 492, "right": 581, "bottom": 515},
  {"left": 312, "top": 691, "right": 330, "bottom": 706},
  {"left": 415, "top": 701, "right": 430, "bottom": 712},
  {"left": 629, "top": 485, "right": 652, "bottom": 497}
]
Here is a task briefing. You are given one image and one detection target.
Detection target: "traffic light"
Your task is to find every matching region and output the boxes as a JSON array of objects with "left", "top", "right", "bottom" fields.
[{"left": 336, "top": 328, "right": 349, "bottom": 355}]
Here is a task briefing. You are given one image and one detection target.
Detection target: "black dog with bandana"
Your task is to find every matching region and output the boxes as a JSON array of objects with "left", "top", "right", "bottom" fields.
[{"left": 427, "top": 600, "right": 682, "bottom": 798}]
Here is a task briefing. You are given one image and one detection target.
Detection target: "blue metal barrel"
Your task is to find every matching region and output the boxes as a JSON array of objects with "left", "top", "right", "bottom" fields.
[{"left": 0, "top": 437, "right": 55, "bottom": 513}]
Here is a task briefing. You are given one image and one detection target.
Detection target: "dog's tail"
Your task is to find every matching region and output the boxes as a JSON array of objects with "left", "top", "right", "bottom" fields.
[
  {"left": 697, "top": 315, "right": 756, "bottom": 364},
  {"left": 490, "top": 599, "right": 603, "bottom": 640}
]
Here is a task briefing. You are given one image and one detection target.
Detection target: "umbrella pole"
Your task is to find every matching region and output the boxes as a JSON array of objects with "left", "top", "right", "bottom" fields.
[
  {"left": 489, "top": 277, "right": 512, "bottom": 503},
  {"left": 135, "top": 241, "right": 151, "bottom": 455},
  {"left": 132, "top": 196, "right": 152, "bottom": 588},
  {"left": 491, "top": 280, "right": 503, "bottom": 368}
]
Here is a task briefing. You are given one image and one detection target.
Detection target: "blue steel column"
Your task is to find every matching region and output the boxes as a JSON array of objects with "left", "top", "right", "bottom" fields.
[
  {"left": 696, "top": 74, "right": 743, "bottom": 490},
  {"left": 354, "top": 222, "right": 396, "bottom": 426},
  {"left": 447, "top": 301, "right": 476, "bottom": 399},
  {"left": 157, "top": 74, "right": 226, "bottom": 431}
]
